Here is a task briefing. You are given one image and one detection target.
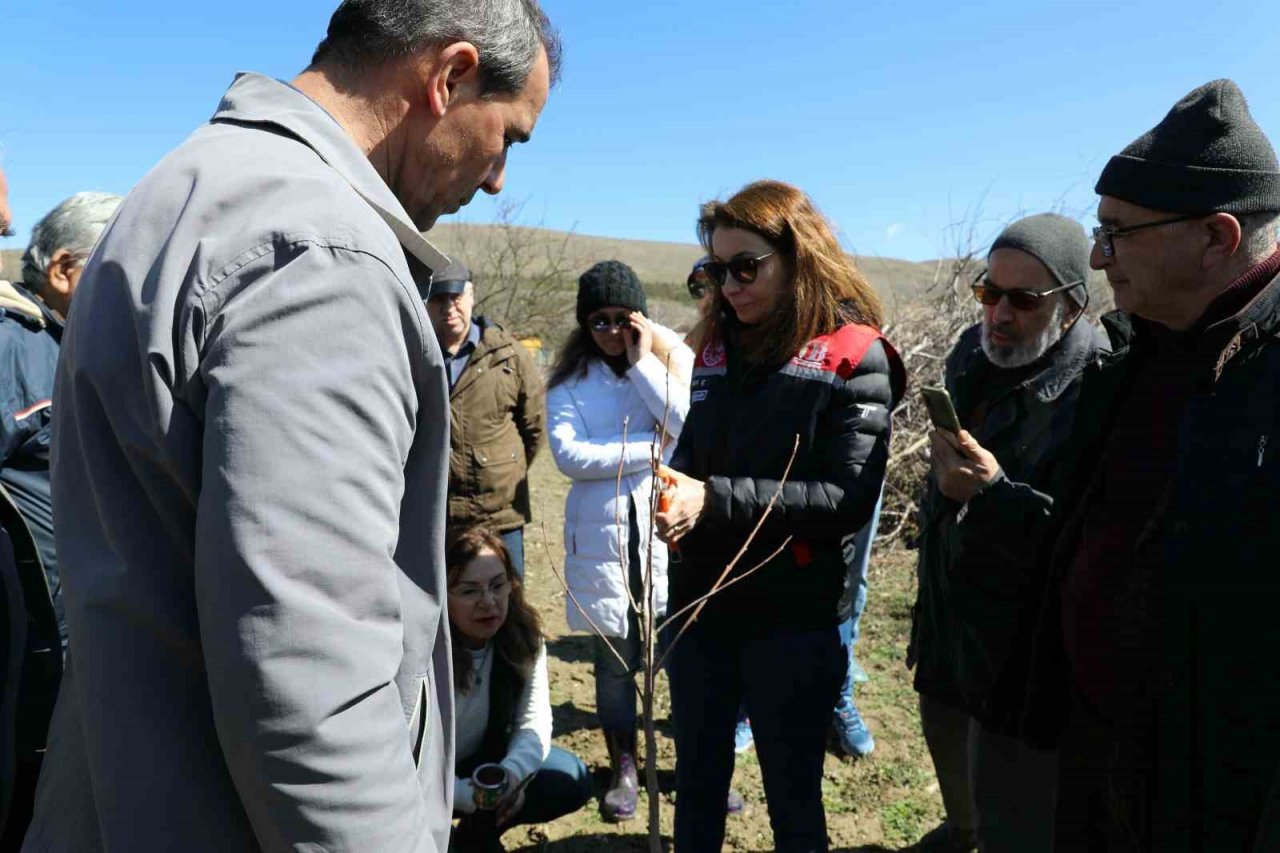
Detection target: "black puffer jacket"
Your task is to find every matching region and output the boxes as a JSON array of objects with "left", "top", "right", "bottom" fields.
[{"left": 669, "top": 315, "right": 905, "bottom": 635}]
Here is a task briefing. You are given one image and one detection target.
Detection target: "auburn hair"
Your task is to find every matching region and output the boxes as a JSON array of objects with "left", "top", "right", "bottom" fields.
[
  {"left": 690, "top": 180, "right": 884, "bottom": 367},
  {"left": 446, "top": 527, "right": 544, "bottom": 692}
]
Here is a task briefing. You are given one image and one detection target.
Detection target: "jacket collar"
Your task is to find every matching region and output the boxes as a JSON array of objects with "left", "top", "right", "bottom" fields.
[
  {"left": 0, "top": 280, "right": 50, "bottom": 329},
  {"left": 209, "top": 72, "right": 450, "bottom": 274},
  {"left": 954, "top": 316, "right": 1106, "bottom": 405}
]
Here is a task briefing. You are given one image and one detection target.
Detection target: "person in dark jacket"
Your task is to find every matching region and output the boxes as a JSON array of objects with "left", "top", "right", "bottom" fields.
[
  {"left": 655, "top": 180, "right": 905, "bottom": 853},
  {"left": 1025, "top": 79, "right": 1280, "bottom": 852},
  {"left": 0, "top": 192, "right": 120, "bottom": 845},
  {"left": 906, "top": 213, "right": 1104, "bottom": 853},
  {"left": 424, "top": 260, "right": 545, "bottom": 577},
  {"left": 445, "top": 527, "right": 590, "bottom": 853}
]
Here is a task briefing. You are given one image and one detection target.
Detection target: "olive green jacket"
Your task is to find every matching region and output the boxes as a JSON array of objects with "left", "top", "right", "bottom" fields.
[{"left": 447, "top": 317, "right": 544, "bottom": 532}]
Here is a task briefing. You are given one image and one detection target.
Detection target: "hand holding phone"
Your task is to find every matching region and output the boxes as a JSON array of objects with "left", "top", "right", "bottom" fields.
[
  {"left": 920, "top": 386, "right": 962, "bottom": 434},
  {"left": 626, "top": 312, "right": 654, "bottom": 365}
]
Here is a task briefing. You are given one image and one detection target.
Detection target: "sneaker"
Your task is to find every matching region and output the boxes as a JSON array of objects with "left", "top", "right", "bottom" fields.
[
  {"left": 733, "top": 717, "right": 754, "bottom": 754},
  {"left": 832, "top": 696, "right": 875, "bottom": 758},
  {"left": 913, "top": 820, "right": 977, "bottom": 852}
]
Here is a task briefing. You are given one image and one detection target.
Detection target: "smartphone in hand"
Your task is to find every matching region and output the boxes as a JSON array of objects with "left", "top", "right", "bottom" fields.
[{"left": 920, "top": 386, "right": 962, "bottom": 434}]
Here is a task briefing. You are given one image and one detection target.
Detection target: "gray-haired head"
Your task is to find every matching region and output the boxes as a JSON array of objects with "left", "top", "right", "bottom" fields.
[
  {"left": 21, "top": 192, "right": 123, "bottom": 290},
  {"left": 312, "top": 0, "right": 562, "bottom": 95}
]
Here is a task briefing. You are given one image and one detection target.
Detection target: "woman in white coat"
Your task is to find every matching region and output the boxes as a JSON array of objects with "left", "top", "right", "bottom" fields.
[{"left": 547, "top": 260, "right": 691, "bottom": 822}]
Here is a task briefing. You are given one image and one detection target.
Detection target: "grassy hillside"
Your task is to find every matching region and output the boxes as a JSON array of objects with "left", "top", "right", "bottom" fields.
[{"left": 3, "top": 226, "right": 947, "bottom": 307}]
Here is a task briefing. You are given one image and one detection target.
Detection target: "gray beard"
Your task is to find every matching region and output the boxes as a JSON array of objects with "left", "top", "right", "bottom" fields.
[{"left": 981, "top": 302, "right": 1067, "bottom": 369}]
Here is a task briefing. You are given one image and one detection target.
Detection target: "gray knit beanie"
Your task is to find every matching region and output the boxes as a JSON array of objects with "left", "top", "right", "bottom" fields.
[
  {"left": 1095, "top": 79, "right": 1280, "bottom": 214},
  {"left": 989, "top": 213, "right": 1091, "bottom": 307},
  {"left": 576, "top": 260, "right": 648, "bottom": 326}
]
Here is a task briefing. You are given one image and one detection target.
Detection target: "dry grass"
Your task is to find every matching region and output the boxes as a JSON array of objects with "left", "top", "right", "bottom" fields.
[{"left": 503, "top": 453, "right": 941, "bottom": 852}]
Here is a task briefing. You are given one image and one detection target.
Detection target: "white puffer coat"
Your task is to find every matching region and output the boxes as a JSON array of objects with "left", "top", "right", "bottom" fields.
[{"left": 547, "top": 324, "right": 692, "bottom": 638}]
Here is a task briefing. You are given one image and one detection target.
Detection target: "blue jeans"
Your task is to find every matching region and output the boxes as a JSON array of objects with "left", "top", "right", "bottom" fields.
[
  {"left": 594, "top": 500, "right": 644, "bottom": 731},
  {"left": 668, "top": 621, "right": 845, "bottom": 853},
  {"left": 839, "top": 491, "right": 881, "bottom": 695},
  {"left": 498, "top": 527, "right": 524, "bottom": 580}
]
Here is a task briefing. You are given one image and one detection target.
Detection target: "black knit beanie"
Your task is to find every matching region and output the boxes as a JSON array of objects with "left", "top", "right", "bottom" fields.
[
  {"left": 576, "top": 260, "right": 648, "bottom": 326},
  {"left": 1095, "top": 79, "right": 1280, "bottom": 214},
  {"left": 989, "top": 213, "right": 1091, "bottom": 306}
]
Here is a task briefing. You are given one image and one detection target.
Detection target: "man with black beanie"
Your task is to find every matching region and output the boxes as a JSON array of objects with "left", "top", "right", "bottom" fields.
[
  {"left": 1024, "top": 79, "right": 1280, "bottom": 852},
  {"left": 908, "top": 212, "right": 1104, "bottom": 853}
]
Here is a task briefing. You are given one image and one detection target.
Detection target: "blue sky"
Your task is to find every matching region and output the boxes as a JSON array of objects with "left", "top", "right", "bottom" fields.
[{"left": 2, "top": 0, "right": 1277, "bottom": 262}]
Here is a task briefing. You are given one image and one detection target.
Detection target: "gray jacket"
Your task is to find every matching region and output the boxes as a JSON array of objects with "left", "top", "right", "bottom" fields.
[{"left": 24, "top": 73, "right": 455, "bottom": 852}]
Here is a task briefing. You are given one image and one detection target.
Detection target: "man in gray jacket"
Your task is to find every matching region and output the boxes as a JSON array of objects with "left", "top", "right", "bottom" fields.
[{"left": 22, "top": 2, "right": 559, "bottom": 851}]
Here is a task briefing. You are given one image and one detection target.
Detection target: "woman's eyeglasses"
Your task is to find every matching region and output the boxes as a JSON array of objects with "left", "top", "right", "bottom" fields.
[
  {"left": 449, "top": 577, "right": 511, "bottom": 605},
  {"left": 970, "top": 274, "right": 1082, "bottom": 312},
  {"left": 702, "top": 252, "right": 775, "bottom": 287},
  {"left": 587, "top": 312, "right": 631, "bottom": 333}
]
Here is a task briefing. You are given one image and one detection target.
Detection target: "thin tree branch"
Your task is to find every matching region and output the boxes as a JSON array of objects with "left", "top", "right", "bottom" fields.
[
  {"left": 655, "top": 434, "right": 801, "bottom": 667},
  {"left": 655, "top": 535, "right": 793, "bottom": 636},
  {"left": 539, "top": 523, "right": 633, "bottom": 675}
]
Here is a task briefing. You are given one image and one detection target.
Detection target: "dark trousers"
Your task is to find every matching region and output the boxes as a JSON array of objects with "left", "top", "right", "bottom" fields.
[
  {"left": 451, "top": 746, "right": 591, "bottom": 851},
  {"left": 667, "top": 620, "right": 844, "bottom": 853},
  {"left": 919, "top": 694, "right": 1057, "bottom": 853},
  {"left": 1053, "top": 694, "right": 1150, "bottom": 853}
]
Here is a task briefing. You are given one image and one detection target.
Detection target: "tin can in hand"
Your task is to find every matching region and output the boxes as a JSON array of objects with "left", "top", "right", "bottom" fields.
[{"left": 471, "top": 763, "right": 508, "bottom": 811}]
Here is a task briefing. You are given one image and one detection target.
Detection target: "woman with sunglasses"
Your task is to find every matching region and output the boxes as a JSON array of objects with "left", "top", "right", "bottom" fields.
[
  {"left": 655, "top": 180, "right": 905, "bottom": 853},
  {"left": 546, "top": 260, "right": 692, "bottom": 822},
  {"left": 446, "top": 527, "right": 591, "bottom": 853}
]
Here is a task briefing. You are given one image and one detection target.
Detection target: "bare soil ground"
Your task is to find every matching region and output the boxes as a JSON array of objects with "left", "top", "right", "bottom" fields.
[{"left": 497, "top": 453, "right": 942, "bottom": 852}]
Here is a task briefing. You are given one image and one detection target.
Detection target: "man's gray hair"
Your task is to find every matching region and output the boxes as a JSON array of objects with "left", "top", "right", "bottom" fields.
[
  {"left": 1240, "top": 211, "right": 1280, "bottom": 259},
  {"left": 312, "top": 0, "right": 561, "bottom": 94},
  {"left": 21, "top": 192, "right": 123, "bottom": 288}
]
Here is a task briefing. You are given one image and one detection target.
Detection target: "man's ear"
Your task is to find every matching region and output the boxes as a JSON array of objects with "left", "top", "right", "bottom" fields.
[
  {"left": 424, "top": 41, "right": 483, "bottom": 119},
  {"left": 46, "top": 248, "right": 76, "bottom": 296},
  {"left": 1202, "top": 212, "right": 1244, "bottom": 270}
]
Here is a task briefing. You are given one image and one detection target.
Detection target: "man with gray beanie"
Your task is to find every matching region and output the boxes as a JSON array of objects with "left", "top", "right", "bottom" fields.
[
  {"left": 907, "top": 212, "right": 1105, "bottom": 853},
  {"left": 1023, "top": 79, "right": 1280, "bottom": 852}
]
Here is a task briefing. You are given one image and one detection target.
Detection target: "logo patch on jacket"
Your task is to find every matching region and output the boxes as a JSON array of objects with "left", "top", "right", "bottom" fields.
[
  {"left": 791, "top": 341, "right": 829, "bottom": 370},
  {"left": 701, "top": 339, "right": 726, "bottom": 368}
]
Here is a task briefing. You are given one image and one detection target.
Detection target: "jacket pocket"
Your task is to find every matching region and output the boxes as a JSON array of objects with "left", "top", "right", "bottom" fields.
[
  {"left": 470, "top": 432, "right": 525, "bottom": 515},
  {"left": 408, "top": 674, "right": 430, "bottom": 768}
]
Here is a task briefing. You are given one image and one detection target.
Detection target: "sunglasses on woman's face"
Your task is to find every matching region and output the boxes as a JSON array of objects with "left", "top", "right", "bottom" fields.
[
  {"left": 703, "top": 252, "right": 775, "bottom": 287},
  {"left": 588, "top": 312, "right": 631, "bottom": 333}
]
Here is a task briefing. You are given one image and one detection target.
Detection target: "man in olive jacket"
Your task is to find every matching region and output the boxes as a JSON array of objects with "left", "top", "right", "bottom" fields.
[
  {"left": 908, "top": 213, "right": 1105, "bottom": 853},
  {"left": 424, "top": 261, "right": 544, "bottom": 575},
  {"left": 22, "top": 3, "right": 558, "bottom": 851},
  {"left": 1026, "top": 79, "right": 1280, "bottom": 853}
]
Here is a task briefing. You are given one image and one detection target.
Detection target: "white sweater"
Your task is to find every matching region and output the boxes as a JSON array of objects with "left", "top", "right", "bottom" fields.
[{"left": 452, "top": 643, "right": 551, "bottom": 814}]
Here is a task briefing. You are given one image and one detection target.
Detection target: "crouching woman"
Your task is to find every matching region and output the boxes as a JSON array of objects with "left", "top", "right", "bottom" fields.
[{"left": 447, "top": 528, "right": 591, "bottom": 852}]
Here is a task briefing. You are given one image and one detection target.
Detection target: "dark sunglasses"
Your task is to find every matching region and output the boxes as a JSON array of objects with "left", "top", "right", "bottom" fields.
[
  {"left": 687, "top": 266, "right": 712, "bottom": 299},
  {"left": 703, "top": 252, "right": 775, "bottom": 287},
  {"left": 587, "top": 311, "right": 631, "bottom": 333},
  {"left": 970, "top": 273, "right": 1083, "bottom": 312}
]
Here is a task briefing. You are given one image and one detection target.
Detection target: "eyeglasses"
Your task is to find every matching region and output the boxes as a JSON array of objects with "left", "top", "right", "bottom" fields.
[
  {"left": 587, "top": 312, "right": 632, "bottom": 333},
  {"left": 702, "top": 252, "right": 775, "bottom": 287},
  {"left": 687, "top": 266, "right": 712, "bottom": 300},
  {"left": 1091, "top": 213, "right": 1207, "bottom": 258},
  {"left": 971, "top": 274, "right": 1083, "bottom": 311},
  {"left": 449, "top": 577, "right": 511, "bottom": 605}
]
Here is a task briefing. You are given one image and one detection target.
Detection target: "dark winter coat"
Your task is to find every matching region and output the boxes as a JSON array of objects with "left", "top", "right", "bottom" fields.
[
  {"left": 1025, "top": 267, "right": 1280, "bottom": 852},
  {"left": 446, "top": 317, "right": 544, "bottom": 534},
  {"left": 669, "top": 315, "right": 905, "bottom": 635},
  {"left": 908, "top": 318, "right": 1105, "bottom": 731}
]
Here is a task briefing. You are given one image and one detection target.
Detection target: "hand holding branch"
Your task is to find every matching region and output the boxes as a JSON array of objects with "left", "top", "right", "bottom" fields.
[{"left": 654, "top": 464, "right": 707, "bottom": 543}]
